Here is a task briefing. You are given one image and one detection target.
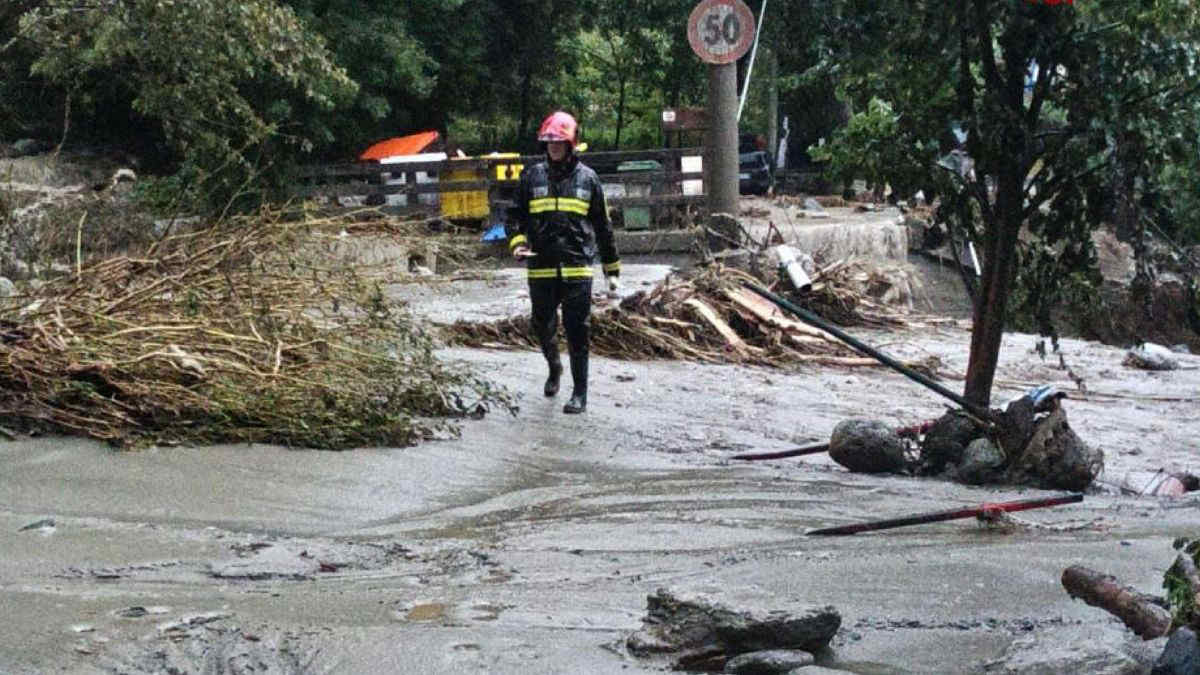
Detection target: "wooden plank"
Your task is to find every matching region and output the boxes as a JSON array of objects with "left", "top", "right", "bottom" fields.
[
  {"left": 725, "top": 288, "right": 839, "bottom": 343},
  {"left": 683, "top": 298, "right": 748, "bottom": 357}
]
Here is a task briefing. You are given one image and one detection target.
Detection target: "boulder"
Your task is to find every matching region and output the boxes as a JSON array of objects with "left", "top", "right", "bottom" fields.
[
  {"left": 627, "top": 588, "right": 840, "bottom": 669},
  {"left": 828, "top": 419, "right": 908, "bottom": 474},
  {"left": 1153, "top": 627, "right": 1200, "bottom": 675},
  {"left": 955, "top": 437, "right": 1006, "bottom": 485},
  {"left": 1005, "top": 407, "right": 1104, "bottom": 492},
  {"left": 920, "top": 411, "right": 983, "bottom": 472}
]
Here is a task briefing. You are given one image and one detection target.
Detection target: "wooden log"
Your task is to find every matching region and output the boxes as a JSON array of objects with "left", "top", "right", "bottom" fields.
[
  {"left": 683, "top": 298, "right": 748, "bottom": 357},
  {"left": 725, "top": 288, "right": 838, "bottom": 343},
  {"left": 1061, "top": 565, "right": 1171, "bottom": 639}
]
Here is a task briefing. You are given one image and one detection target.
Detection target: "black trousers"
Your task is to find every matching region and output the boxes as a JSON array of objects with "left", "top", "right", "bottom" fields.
[{"left": 529, "top": 277, "right": 592, "bottom": 363}]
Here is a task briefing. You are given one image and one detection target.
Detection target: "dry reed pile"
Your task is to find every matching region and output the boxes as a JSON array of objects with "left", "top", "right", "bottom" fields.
[
  {"left": 445, "top": 259, "right": 952, "bottom": 372},
  {"left": 0, "top": 208, "right": 514, "bottom": 449}
]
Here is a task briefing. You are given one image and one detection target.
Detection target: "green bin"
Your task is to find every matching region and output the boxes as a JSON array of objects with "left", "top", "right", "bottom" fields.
[{"left": 615, "top": 160, "right": 662, "bottom": 230}]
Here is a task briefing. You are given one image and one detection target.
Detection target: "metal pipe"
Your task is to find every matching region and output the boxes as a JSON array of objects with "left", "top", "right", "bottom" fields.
[
  {"left": 807, "top": 493, "right": 1083, "bottom": 536},
  {"left": 732, "top": 442, "right": 828, "bottom": 461},
  {"left": 740, "top": 280, "right": 996, "bottom": 423},
  {"left": 737, "top": 0, "right": 767, "bottom": 123}
]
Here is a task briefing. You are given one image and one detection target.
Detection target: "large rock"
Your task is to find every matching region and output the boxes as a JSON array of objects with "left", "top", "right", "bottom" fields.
[
  {"left": 1153, "top": 627, "right": 1200, "bottom": 675},
  {"left": 955, "top": 437, "right": 1006, "bottom": 485},
  {"left": 828, "top": 419, "right": 908, "bottom": 474},
  {"left": 627, "top": 588, "right": 840, "bottom": 669},
  {"left": 1004, "top": 406, "right": 1103, "bottom": 492},
  {"left": 920, "top": 411, "right": 984, "bottom": 472}
]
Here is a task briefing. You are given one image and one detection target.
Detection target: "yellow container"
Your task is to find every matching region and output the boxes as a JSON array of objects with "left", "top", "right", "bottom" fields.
[
  {"left": 439, "top": 153, "right": 524, "bottom": 221},
  {"left": 440, "top": 162, "right": 489, "bottom": 220}
]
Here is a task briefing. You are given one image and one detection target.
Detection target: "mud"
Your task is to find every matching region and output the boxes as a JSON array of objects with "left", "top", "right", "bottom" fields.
[{"left": 2, "top": 250, "right": 1199, "bottom": 674}]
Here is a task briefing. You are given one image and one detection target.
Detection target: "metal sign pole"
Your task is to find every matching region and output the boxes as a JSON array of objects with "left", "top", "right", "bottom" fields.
[
  {"left": 688, "top": 0, "right": 756, "bottom": 219},
  {"left": 707, "top": 64, "right": 739, "bottom": 217}
]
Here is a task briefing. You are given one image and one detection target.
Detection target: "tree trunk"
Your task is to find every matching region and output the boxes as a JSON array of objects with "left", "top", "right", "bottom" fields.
[
  {"left": 1061, "top": 565, "right": 1171, "bottom": 640},
  {"left": 963, "top": 170, "right": 1022, "bottom": 409}
]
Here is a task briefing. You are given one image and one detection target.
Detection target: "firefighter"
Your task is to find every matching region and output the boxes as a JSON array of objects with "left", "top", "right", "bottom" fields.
[{"left": 509, "top": 111, "right": 620, "bottom": 414}]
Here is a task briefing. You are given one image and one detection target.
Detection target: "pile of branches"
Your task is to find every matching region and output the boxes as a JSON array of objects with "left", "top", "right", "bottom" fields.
[
  {"left": 0, "top": 208, "right": 515, "bottom": 449},
  {"left": 444, "top": 260, "right": 950, "bottom": 371}
]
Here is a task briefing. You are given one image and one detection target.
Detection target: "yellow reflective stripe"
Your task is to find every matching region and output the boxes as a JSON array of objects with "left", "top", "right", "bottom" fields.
[
  {"left": 603, "top": 261, "right": 621, "bottom": 274},
  {"left": 525, "top": 266, "right": 594, "bottom": 280},
  {"left": 557, "top": 198, "right": 590, "bottom": 215},
  {"left": 527, "top": 197, "right": 590, "bottom": 216},
  {"left": 509, "top": 234, "right": 528, "bottom": 250}
]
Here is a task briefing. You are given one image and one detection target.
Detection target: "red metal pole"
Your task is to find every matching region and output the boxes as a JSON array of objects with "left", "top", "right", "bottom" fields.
[{"left": 806, "top": 493, "right": 1084, "bottom": 536}]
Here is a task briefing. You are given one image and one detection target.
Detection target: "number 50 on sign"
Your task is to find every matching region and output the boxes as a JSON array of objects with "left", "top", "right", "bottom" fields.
[{"left": 687, "top": 0, "right": 756, "bottom": 65}]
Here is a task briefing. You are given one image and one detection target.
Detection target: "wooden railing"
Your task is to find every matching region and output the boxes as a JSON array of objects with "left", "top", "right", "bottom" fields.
[{"left": 295, "top": 147, "right": 706, "bottom": 228}]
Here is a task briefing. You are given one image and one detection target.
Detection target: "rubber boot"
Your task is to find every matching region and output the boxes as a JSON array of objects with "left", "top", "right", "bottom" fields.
[
  {"left": 563, "top": 351, "right": 588, "bottom": 414},
  {"left": 543, "top": 352, "right": 563, "bottom": 397}
]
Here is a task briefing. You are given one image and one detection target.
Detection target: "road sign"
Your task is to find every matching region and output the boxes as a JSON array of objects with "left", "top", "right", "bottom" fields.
[{"left": 687, "top": 0, "right": 755, "bottom": 65}]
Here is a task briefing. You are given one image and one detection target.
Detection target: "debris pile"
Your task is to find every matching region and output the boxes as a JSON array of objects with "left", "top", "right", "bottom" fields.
[
  {"left": 444, "top": 259, "right": 951, "bottom": 370},
  {"left": 0, "top": 209, "right": 514, "bottom": 449},
  {"left": 828, "top": 388, "right": 1104, "bottom": 492}
]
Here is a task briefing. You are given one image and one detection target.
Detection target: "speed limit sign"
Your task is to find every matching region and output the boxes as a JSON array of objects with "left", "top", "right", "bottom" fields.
[{"left": 687, "top": 0, "right": 755, "bottom": 65}]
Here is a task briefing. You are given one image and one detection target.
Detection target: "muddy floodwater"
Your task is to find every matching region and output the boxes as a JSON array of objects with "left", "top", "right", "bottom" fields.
[{"left": 2, "top": 258, "right": 1198, "bottom": 674}]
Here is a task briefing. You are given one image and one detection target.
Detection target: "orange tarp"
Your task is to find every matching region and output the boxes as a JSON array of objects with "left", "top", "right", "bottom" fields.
[{"left": 359, "top": 131, "right": 439, "bottom": 161}]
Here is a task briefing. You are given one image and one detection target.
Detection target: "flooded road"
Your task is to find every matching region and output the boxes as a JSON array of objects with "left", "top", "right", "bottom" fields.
[{"left": 2, "top": 260, "right": 1198, "bottom": 674}]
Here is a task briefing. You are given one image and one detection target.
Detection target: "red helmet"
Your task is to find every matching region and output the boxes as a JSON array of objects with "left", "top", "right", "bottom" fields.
[{"left": 538, "top": 111, "right": 578, "bottom": 146}]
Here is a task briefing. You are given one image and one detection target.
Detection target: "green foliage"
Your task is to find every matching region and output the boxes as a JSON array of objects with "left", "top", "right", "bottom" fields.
[
  {"left": 18, "top": 0, "right": 357, "bottom": 210},
  {"left": 1164, "top": 537, "right": 1200, "bottom": 631},
  {"left": 806, "top": 0, "right": 1200, "bottom": 404},
  {"left": 807, "top": 97, "right": 904, "bottom": 194}
]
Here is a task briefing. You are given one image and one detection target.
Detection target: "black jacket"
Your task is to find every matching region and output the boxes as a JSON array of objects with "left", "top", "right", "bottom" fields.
[{"left": 508, "top": 156, "right": 620, "bottom": 281}]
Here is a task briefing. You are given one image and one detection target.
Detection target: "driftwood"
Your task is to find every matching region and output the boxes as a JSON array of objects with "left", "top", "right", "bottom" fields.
[
  {"left": 683, "top": 297, "right": 749, "bottom": 358},
  {"left": 1061, "top": 565, "right": 1171, "bottom": 639}
]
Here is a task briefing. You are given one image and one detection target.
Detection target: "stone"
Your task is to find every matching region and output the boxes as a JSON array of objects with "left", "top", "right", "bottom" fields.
[
  {"left": 955, "top": 437, "right": 1006, "bottom": 485},
  {"left": 627, "top": 589, "right": 840, "bottom": 663},
  {"left": 725, "top": 649, "right": 815, "bottom": 674},
  {"left": 1005, "top": 406, "right": 1104, "bottom": 492},
  {"left": 0, "top": 276, "right": 14, "bottom": 298},
  {"left": 1153, "top": 627, "right": 1200, "bottom": 675},
  {"left": 920, "top": 411, "right": 983, "bottom": 472},
  {"left": 828, "top": 419, "right": 908, "bottom": 474}
]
